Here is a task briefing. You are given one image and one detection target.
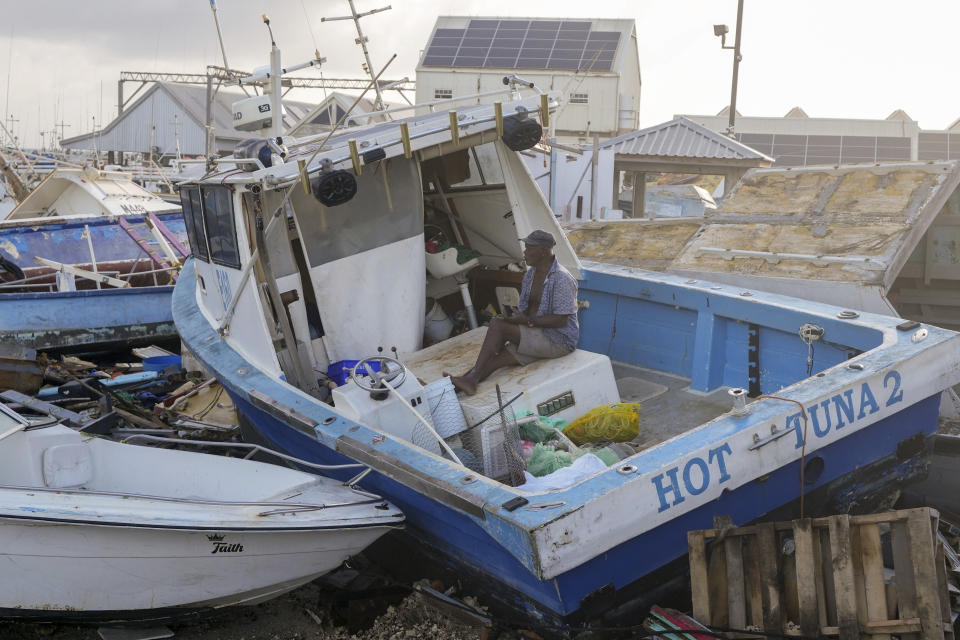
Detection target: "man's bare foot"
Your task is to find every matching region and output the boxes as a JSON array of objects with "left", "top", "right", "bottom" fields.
[{"left": 448, "top": 374, "right": 478, "bottom": 396}]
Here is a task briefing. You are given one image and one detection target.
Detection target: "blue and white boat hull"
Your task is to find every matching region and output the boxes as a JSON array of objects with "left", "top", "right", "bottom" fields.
[
  {"left": 174, "top": 258, "right": 959, "bottom": 621},
  {"left": 0, "top": 285, "right": 176, "bottom": 352},
  {"left": 0, "top": 212, "right": 186, "bottom": 352}
]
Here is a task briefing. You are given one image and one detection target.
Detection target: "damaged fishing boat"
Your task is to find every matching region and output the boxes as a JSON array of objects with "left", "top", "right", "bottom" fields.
[
  {"left": 0, "top": 166, "right": 186, "bottom": 352},
  {"left": 170, "top": 59, "right": 960, "bottom": 624},
  {"left": 0, "top": 403, "right": 402, "bottom": 622}
]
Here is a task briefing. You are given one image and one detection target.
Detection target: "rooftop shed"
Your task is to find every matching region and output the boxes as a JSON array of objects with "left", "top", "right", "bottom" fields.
[{"left": 416, "top": 17, "right": 640, "bottom": 144}]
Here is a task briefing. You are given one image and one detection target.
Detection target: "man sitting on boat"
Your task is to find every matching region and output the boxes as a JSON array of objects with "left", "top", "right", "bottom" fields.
[{"left": 448, "top": 230, "right": 579, "bottom": 395}]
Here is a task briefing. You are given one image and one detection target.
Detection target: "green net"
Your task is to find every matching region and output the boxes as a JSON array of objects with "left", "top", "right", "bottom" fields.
[{"left": 526, "top": 443, "right": 573, "bottom": 477}]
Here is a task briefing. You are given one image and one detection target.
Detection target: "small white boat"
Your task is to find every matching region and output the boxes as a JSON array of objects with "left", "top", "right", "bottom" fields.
[{"left": 0, "top": 405, "right": 403, "bottom": 622}]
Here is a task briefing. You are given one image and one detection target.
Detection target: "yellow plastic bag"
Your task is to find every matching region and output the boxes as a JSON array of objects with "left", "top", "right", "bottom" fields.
[{"left": 561, "top": 403, "right": 641, "bottom": 445}]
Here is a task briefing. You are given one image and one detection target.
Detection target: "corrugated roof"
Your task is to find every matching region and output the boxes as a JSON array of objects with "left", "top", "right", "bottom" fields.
[
  {"left": 62, "top": 83, "right": 314, "bottom": 147},
  {"left": 289, "top": 92, "right": 391, "bottom": 138},
  {"left": 598, "top": 116, "right": 773, "bottom": 162}
]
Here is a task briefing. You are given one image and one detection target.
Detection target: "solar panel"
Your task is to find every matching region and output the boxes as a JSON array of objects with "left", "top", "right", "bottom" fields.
[{"left": 421, "top": 19, "right": 622, "bottom": 71}]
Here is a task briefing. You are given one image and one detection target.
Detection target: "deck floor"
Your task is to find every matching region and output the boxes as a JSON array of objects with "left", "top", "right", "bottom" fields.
[{"left": 612, "top": 362, "right": 733, "bottom": 452}]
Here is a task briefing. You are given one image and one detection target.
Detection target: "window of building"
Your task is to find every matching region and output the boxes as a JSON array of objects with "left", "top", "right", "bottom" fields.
[
  {"left": 434, "top": 89, "right": 453, "bottom": 100},
  {"left": 200, "top": 185, "right": 241, "bottom": 269},
  {"left": 570, "top": 92, "right": 589, "bottom": 104},
  {"left": 178, "top": 186, "right": 208, "bottom": 261}
]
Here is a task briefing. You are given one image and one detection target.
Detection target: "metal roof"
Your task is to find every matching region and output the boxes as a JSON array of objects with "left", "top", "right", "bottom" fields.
[
  {"left": 598, "top": 116, "right": 774, "bottom": 163},
  {"left": 288, "top": 92, "right": 390, "bottom": 138},
  {"left": 61, "top": 83, "right": 314, "bottom": 148}
]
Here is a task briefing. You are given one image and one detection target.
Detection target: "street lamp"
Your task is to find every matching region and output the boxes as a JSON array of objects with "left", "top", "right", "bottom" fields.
[{"left": 714, "top": 0, "right": 744, "bottom": 136}]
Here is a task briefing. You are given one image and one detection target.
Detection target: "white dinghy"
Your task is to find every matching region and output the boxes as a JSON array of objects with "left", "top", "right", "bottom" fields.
[{"left": 0, "top": 405, "right": 403, "bottom": 623}]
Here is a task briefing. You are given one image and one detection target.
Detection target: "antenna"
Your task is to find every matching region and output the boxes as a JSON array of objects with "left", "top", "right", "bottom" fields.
[
  {"left": 55, "top": 118, "right": 70, "bottom": 148},
  {"left": 208, "top": 0, "right": 235, "bottom": 80},
  {"left": 322, "top": 1, "right": 391, "bottom": 112},
  {"left": 170, "top": 114, "right": 182, "bottom": 162},
  {"left": 4, "top": 25, "right": 12, "bottom": 147},
  {"left": 236, "top": 15, "right": 326, "bottom": 143}
]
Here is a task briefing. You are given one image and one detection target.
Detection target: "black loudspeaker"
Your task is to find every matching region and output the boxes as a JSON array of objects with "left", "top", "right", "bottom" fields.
[
  {"left": 312, "top": 170, "right": 358, "bottom": 207},
  {"left": 501, "top": 116, "right": 543, "bottom": 151}
]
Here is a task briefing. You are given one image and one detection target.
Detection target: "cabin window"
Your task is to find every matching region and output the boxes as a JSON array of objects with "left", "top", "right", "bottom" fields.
[
  {"left": 433, "top": 143, "right": 504, "bottom": 189},
  {"left": 570, "top": 92, "right": 588, "bottom": 104},
  {"left": 291, "top": 157, "right": 423, "bottom": 267},
  {"left": 200, "top": 186, "right": 241, "bottom": 269},
  {"left": 179, "top": 186, "right": 209, "bottom": 261},
  {"left": 434, "top": 89, "right": 453, "bottom": 100}
]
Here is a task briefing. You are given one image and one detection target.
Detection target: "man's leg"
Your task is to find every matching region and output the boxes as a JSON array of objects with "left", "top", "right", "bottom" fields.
[{"left": 447, "top": 318, "right": 521, "bottom": 395}]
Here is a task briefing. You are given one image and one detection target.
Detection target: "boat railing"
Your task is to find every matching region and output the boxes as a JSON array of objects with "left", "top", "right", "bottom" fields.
[
  {"left": 0, "top": 481, "right": 387, "bottom": 517},
  {"left": 121, "top": 433, "right": 377, "bottom": 494},
  {"left": 270, "top": 92, "right": 556, "bottom": 190}
]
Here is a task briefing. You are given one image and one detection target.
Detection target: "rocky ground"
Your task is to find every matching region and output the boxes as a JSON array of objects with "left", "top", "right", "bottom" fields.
[{"left": 0, "top": 580, "right": 495, "bottom": 640}]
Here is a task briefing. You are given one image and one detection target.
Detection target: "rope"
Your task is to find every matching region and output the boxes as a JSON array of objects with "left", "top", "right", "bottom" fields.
[{"left": 757, "top": 394, "right": 809, "bottom": 518}]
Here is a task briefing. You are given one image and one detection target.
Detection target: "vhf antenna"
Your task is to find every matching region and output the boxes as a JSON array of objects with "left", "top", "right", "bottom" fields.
[{"left": 322, "top": 1, "right": 391, "bottom": 113}]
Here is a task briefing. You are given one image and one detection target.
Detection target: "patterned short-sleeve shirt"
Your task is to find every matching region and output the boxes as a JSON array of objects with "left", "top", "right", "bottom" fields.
[{"left": 518, "top": 258, "right": 579, "bottom": 350}]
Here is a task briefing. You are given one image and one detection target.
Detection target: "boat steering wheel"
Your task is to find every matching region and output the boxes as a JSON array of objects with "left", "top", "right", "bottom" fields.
[{"left": 349, "top": 356, "right": 407, "bottom": 392}]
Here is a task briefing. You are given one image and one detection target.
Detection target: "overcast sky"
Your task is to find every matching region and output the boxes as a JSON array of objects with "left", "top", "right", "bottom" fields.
[{"left": 2, "top": 0, "right": 957, "bottom": 148}]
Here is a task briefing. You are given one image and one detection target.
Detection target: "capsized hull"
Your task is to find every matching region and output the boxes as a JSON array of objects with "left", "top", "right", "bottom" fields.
[{"left": 0, "top": 285, "right": 175, "bottom": 352}]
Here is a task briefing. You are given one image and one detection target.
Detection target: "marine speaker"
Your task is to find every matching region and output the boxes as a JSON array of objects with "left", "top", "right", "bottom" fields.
[
  {"left": 501, "top": 115, "right": 543, "bottom": 151},
  {"left": 312, "top": 169, "right": 358, "bottom": 207}
]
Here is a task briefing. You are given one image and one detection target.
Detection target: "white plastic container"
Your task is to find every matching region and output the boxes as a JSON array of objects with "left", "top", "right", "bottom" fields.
[
  {"left": 425, "top": 247, "right": 479, "bottom": 279},
  {"left": 423, "top": 376, "right": 468, "bottom": 438},
  {"left": 424, "top": 298, "right": 453, "bottom": 343}
]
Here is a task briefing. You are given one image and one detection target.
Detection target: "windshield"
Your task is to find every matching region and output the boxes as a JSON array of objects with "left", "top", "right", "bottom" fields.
[{"left": 0, "top": 405, "right": 24, "bottom": 431}]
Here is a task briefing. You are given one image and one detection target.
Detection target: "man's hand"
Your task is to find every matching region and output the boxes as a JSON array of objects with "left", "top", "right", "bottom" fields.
[{"left": 505, "top": 309, "right": 529, "bottom": 325}]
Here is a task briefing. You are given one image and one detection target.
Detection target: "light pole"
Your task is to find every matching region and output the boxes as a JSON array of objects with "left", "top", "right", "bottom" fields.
[{"left": 714, "top": 0, "right": 744, "bottom": 136}]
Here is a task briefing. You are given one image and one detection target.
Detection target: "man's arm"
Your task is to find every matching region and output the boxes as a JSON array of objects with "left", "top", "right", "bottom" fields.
[{"left": 527, "top": 313, "right": 571, "bottom": 329}]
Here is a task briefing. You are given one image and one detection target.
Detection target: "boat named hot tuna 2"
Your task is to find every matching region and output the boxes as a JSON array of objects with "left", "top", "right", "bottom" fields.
[{"left": 172, "top": 38, "right": 960, "bottom": 624}]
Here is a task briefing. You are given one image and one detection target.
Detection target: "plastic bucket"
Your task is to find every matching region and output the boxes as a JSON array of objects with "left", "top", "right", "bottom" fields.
[
  {"left": 327, "top": 359, "right": 382, "bottom": 386},
  {"left": 423, "top": 376, "right": 468, "bottom": 438},
  {"left": 143, "top": 355, "right": 182, "bottom": 372},
  {"left": 424, "top": 298, "right": 453, "bottom": 343}
]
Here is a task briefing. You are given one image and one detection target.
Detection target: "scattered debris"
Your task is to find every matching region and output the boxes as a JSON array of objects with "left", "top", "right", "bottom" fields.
[
  {"left": 0, "top": 347, "right": 239, "bottom": 444},
  {"left": 0, "top": 345, "right": 42, "bottom": 395}
]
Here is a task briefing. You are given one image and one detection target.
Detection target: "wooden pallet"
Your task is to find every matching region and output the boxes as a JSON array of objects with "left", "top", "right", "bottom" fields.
[{"left": 687, "top": 508, "right": 954, "bottom": 640}]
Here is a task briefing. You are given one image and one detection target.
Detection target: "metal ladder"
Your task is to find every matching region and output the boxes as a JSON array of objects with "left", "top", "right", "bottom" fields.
[{"left": 117, "top": 213, "right": 186, "bottom": 283}]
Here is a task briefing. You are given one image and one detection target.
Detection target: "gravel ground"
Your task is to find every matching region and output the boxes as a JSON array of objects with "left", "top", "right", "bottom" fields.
[{"left": 0, "top": 581, "right": 492, "bottom": 640}]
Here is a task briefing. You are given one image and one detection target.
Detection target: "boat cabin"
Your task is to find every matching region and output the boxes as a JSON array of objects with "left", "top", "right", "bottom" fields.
[{"left": 178, "top": 92, "right": 634, "bottom": 474}]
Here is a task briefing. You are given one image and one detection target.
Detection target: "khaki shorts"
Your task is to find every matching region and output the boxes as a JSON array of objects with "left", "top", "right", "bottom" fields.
[{"left": 505, "top": 325, "right": 575, "bottom": 366}]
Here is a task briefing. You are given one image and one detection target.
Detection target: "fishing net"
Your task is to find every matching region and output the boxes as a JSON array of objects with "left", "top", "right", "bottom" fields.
[
  {"left": 460, "top": 400, "right": 525, "bottom": 486},
  {"left": 409, "top": 414, "right": 443, "bottom": 456},
  {"left": 561, "top": 403, "right": 641, "bottom": 446}
]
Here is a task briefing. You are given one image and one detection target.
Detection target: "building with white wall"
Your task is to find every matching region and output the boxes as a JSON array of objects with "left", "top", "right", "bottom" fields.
[
  {"left": 683, "top": 107, "right": 960, "bottom": 166},
  {"left": 415, "top": 17, "right": 640, "bottom": 145}
]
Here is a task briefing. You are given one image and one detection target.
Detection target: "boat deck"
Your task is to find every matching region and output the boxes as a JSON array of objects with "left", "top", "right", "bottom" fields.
[{"left": 612, "top": 362, "right": 732, "bottom": 452}]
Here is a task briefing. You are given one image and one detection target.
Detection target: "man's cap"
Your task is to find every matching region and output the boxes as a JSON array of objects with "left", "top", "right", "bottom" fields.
[{"left": 522, "top": 230, "right": 556, "bottom": 247}]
